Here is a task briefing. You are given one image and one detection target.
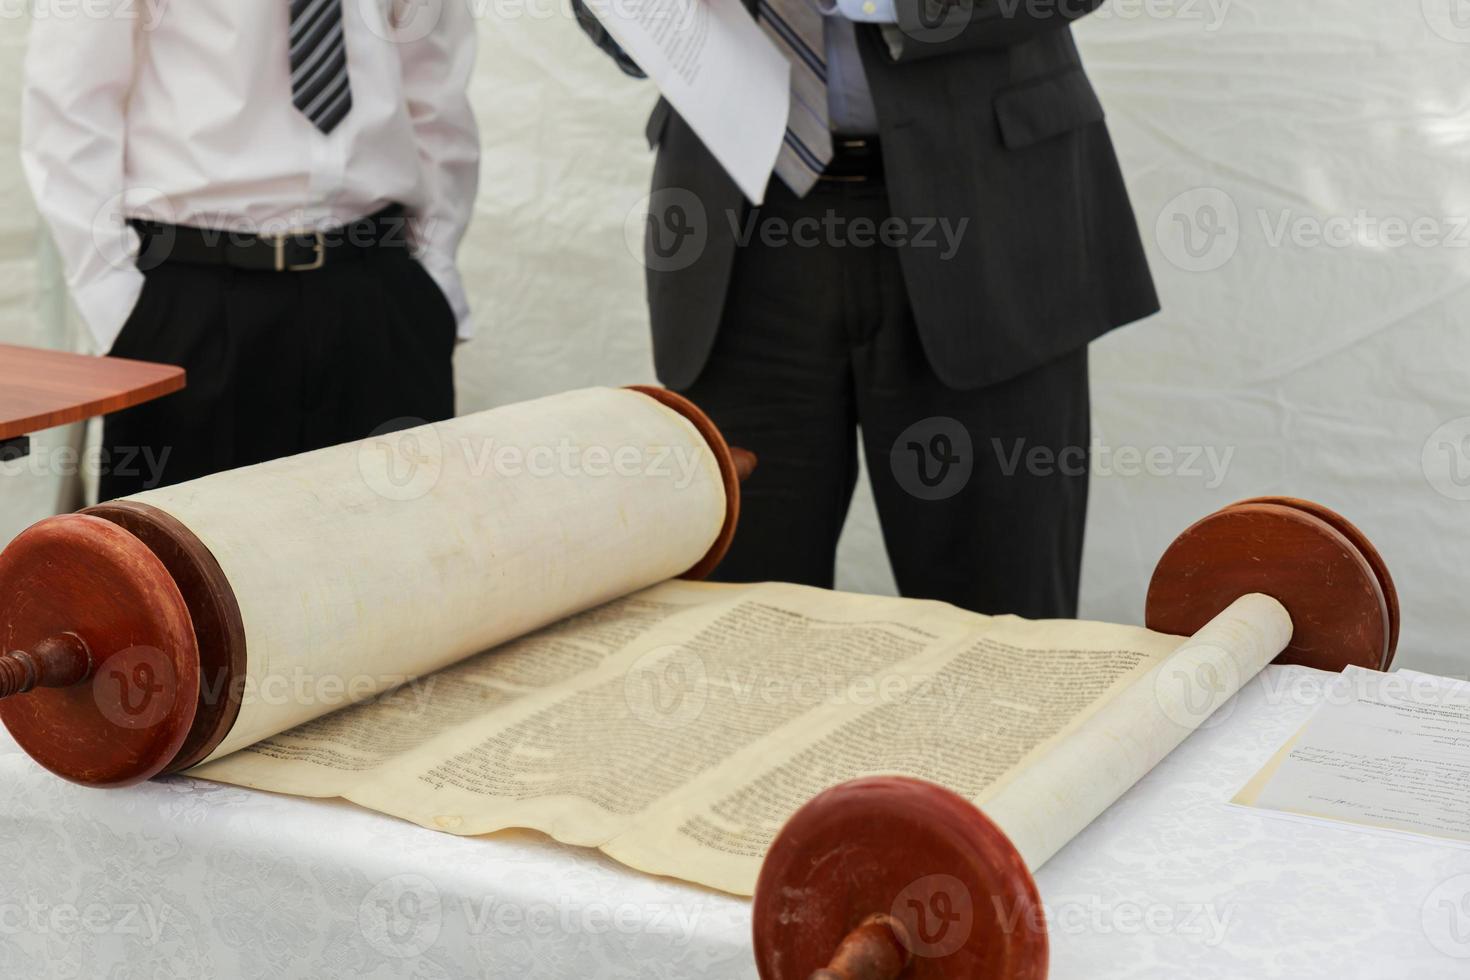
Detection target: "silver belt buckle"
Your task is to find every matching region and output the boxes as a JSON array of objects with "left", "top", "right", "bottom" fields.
[{"left": 273, "top": 231, "right": 327, "bottom": 272}]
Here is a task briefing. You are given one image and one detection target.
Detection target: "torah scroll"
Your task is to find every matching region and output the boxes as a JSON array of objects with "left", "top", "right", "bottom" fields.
[
  {"left": 0, "top": 386, "right": 738, "bottom": 785},
  {"left": 0, "top": 388, "right": 1393, "bottom": 905}
]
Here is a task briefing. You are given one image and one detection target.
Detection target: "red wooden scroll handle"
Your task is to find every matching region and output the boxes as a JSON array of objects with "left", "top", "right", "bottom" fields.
[
  {"left": 1146, "top": 498, "right": 1399, "bottom": 672},
  {"left": 0, "top": 634, "right": 93, "bottom": 700},
  {"left": 0, "top": 514, "right": 201, "bottom": 787},
  {"left": 627, "top": 385, "right": 755, "bottom": 581},
  {"left": 731, "top": 447, "right": 758, "bottom": 483},
  {"left": 810, "top": 914, "right": 913, "bottom": 980},
  {"left": 754, "top": 777, "right": 1047, "bottom": 980},
  {"left": 760, "top": 499, "right": 1396, "bottom": 980}
]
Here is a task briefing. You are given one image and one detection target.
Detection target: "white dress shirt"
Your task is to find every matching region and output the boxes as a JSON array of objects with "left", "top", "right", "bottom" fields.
[{"left": 21, "top": 0, "right": 481, "bottom": 354}]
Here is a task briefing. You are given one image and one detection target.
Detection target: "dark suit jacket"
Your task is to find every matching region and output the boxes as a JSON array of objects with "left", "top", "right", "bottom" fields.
[{"left": 575, "top": 0, "right": 1159, "bottom": 391}]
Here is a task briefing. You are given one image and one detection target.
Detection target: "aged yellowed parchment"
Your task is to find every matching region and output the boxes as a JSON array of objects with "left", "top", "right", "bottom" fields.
[{"left": 194, "top": 580, "right": 1290, "bottom": 895}]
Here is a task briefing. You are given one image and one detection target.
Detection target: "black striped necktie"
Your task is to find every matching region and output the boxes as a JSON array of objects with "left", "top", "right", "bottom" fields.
[
  {"left": 757, "top": 0, "right": 833, "bottom": 196},
  {"left": 289, "top": 0, "right": 354, "bottom": 135}
]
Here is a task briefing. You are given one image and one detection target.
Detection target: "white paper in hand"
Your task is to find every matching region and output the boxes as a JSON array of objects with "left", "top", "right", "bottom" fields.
[{"left": 584, "top": 0, "right": 790, "bottom": 203}]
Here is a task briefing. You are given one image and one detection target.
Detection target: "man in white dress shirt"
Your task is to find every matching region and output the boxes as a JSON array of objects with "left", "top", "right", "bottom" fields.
[{"left": 22, "top": 0, "right": 481, "bottom": 499}]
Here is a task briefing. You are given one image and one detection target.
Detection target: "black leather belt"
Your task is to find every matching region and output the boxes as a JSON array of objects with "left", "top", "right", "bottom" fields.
[
  {"left": 129, "top": 205, "right": 410, "bottom": 273},
  {"left": 819, "top": 136, "right": 885, "bottom": 184}
]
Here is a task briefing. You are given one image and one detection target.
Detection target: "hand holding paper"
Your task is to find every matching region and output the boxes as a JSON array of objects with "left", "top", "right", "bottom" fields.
[{"left": 581, "top": 0, "right": 789, "bottom": 202}]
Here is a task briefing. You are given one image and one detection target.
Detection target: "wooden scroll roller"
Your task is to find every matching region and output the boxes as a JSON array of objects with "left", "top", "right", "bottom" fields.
[
  {"left": 752, "top": 497, "right": 1397, "bottom": 980},
  {"left": 0, "top": 386, "right": 752, "bottom": 788}
]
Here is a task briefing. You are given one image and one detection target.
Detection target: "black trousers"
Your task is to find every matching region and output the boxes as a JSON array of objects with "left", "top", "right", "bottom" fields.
[
  {"left": 680, "top": 180, "right": 1091, "bottom": 619},
  {"left": 100, "top": 248, "right": 457, "bottom": 500}
]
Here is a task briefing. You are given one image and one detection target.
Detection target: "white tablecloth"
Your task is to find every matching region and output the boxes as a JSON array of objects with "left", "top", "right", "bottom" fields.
[{"left": 2, "top": 664, "right": 1467, "bottom": 978}]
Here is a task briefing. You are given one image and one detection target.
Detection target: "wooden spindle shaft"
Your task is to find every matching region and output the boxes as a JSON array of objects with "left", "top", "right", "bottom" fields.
[
  {"left": 0, "top": 633, "right": 93, "bottom": 700},
  {"left": 809, "top": 914, "right": 913, "bottom": 980},
  {"left": 732, "top": 447, "right": 758, "bottom": 483}
]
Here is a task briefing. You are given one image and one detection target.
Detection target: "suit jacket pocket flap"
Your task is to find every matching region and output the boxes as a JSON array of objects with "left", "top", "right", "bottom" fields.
[{"left": 995, "top": 68, "right": 1105, "bottom": 150}]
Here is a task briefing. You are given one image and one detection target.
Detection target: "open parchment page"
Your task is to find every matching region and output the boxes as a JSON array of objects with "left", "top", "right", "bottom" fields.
[
  {"left": 1234, "top": 665, "right": 1470, "bottom": 844},
  {"left": 193, "top": 582, "right": 1289, "bottom": 895}
]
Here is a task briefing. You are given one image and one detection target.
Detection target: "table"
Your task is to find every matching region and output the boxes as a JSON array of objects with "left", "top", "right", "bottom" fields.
[
  {"left": 0, "top": 343, "right": 185, "bottom": 458},
  {"left": 0, "top": 664, "right": 1466, "bottom": 978}
]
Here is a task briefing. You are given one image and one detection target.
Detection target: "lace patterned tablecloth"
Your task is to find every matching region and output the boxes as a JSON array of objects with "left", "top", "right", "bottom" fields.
[{"left": 1, "top": 665, "right": 1466, "bottom": 978}]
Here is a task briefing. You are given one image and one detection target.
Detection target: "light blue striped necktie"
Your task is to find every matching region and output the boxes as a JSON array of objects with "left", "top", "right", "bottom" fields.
[{"left": 757, "top": 0, "right": 833, "bottom": 196}]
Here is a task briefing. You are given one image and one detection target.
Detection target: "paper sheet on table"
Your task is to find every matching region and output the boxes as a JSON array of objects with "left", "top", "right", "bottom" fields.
[
  {"left": 581, "top": 0, "right": 788, "bottom": 202},
  {"left": 1234, "top": 665, "right": 1470, "bottom": 843}
]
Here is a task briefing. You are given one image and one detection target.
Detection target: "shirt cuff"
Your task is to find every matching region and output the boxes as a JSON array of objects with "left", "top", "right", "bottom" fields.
[
  {"left": 73, "top": 268, "right": 146, "bottom": 355},
  {"left": 832, "top": 0, "right": 898, "bottom": 23},
  {"left": 417, "top": 251, "right": 475, "bottom": 342}
]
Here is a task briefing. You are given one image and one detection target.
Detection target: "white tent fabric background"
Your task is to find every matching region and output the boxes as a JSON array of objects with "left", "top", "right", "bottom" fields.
[{"left": 0, "top": 0, "right": 1467, "bottom": 674}]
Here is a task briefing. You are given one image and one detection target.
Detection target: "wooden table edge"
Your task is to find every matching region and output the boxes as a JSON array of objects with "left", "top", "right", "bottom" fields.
[{"left": 0, "top": 347, "right": 186, "bottom": 441}]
